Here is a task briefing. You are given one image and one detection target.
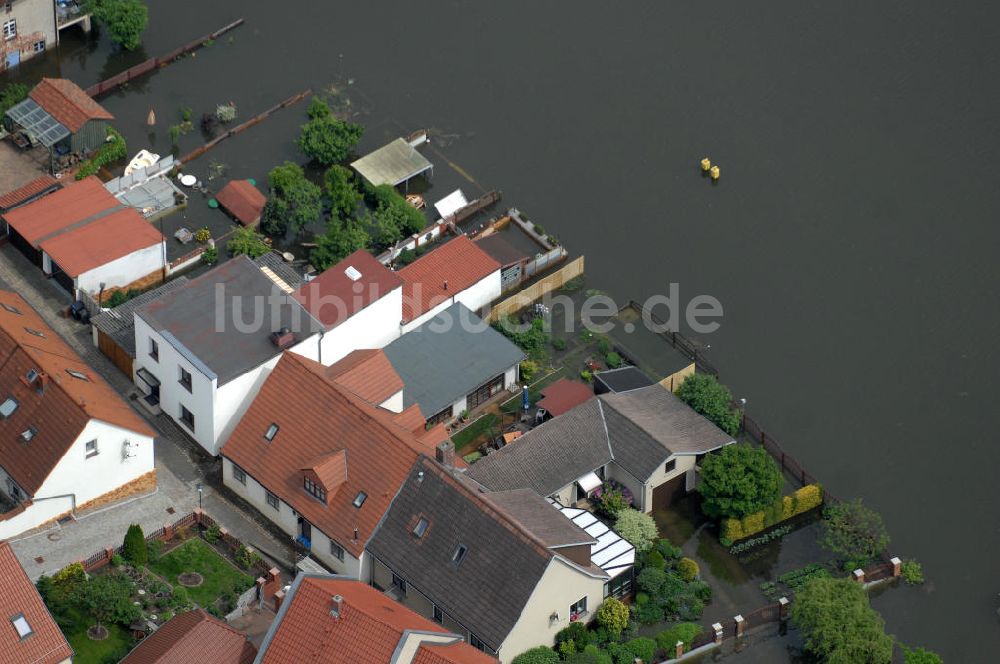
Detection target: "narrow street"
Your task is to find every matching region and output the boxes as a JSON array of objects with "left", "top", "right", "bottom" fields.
[{"left": 0, "top": 242, "right": 296, "bottom": 579}]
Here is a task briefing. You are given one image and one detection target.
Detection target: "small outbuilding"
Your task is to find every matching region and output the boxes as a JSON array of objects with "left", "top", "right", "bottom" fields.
[
  {"left": 216, "top": 179, "right": 266, "bottom": 226},
  {"left": 350, "top": 137, "right": 433, "bottom": 188}
]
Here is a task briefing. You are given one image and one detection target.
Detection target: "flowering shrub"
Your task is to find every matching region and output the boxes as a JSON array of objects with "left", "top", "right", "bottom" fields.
[{"left": 591, "top": 480, "right": 634, "bottom": 518}]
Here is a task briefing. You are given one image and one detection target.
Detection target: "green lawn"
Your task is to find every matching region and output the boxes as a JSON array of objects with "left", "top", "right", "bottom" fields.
[
  {"left": 63, "top": 609, "right": 133, "bottom": 664},
  {"left": 148, "top": 538, "right": 253, "bottom": 608},
  {"left": 452, "top": 413, "right": 500, "bottom": 452}
]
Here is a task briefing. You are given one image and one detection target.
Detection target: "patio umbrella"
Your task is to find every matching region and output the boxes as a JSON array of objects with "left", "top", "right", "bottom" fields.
[{"left": 522, "top": 385, "right": 530, "bottom": 411}]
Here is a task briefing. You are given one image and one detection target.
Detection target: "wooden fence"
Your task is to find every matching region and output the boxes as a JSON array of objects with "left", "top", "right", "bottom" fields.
[
  {"left": 85, "top": 20, "right": 245, "bottom": 98},
  {"left": 488, "top": 255, "right": 585, "bottom": 321}
]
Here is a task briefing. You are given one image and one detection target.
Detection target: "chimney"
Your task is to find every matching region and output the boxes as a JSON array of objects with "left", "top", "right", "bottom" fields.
[
  {"left": 352, "top": 527, "right": 359, "bottom": 541},
  {"left": 330, "top": 594, "right": 343, "bottom": 619},
  {"left": 442, "top": 280, "right": 448, "bottom": 291},
  {"left": 36, "top": 372, "right": 49, "bottom": 393},
  {"left": 270, "top": 327, "right": 295, "bottom": 349},
  {"left": 436, "top": 440, "right": 455, "bottom": 468}
]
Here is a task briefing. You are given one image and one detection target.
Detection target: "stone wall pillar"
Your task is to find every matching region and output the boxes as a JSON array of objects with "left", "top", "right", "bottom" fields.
[
  {"left": 852, "top": 568, "right": 865, "bottom": 583},
  {"left": 105, "top": 547, "right": 114, "bottom": 563},
  {"left": 778, "top": 596, "right": 790, "bottom": 620},
  {"left": 734, "top": 614, "right": 745, "bottom": 638},
  {"left": 890, "top": 557, "right": 902, "bottom": 577},
  {"left": 674, "top": 641, "right": 684, "bottom": 659},
  {"left": 262, "top": 568, "right": 281, "bottom": 609},
  {"left": 163, "top": 522, "right": 174, "bottom": 540},
  {"left": 193, "top": 507, "right": 204, "bottom": 524},
  {"left": 273, "top": 589, "right": 286, "bottom": 612},
  {"left": 712, "top": 622, "right": 723, "bottom": 645}
]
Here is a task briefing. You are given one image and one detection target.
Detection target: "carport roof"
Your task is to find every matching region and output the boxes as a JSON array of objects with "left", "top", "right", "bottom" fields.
[{"left": 350, "top": 138, "right": 432, "bottom": 186}]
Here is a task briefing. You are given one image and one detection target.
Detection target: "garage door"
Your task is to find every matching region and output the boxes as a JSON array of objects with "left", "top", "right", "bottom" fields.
[{"left": 652, "top": 473, "right": 687, "bottom": 508}]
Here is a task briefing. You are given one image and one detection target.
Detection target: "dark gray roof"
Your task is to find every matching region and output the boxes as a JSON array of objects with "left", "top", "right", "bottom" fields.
[
  {"left": 254, "top": 252, "right": 305, "bottom": 291},
  {"left": 136, "top": 256, "right": 321, "bottom": 385},
  {"left": 383, "top": 303, "right": 525, "bottom": 416},
  {"left": 90, "top": 278, "right": 189, "bottom": 357},
  {"left": 367, "top": 458, "right": 600, "bottom": 652},
  {"left": 594, "top": 366, "right": 654, "bottom": 394},
  {"left": 475, "top": 234, "right": 528, "bottom": 268},
  {"left": 483, "top": 489, "right": 595, "bottom": 549},
  {"left": 468, "top": 385, "right": 734, "bottom": 495}
]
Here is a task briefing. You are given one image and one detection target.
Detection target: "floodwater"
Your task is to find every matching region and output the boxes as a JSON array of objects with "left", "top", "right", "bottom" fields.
[{"left": 4, "top": 1, "right": 999, "bottom": 660}]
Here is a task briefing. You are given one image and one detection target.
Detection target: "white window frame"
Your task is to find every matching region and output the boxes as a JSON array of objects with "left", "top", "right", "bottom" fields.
[
  {"left": 33, "top": 40, "right": 44, "bottom": 53},
  {"left": 232, "top": 465, "right": 247, "bottom": 485},
  {"left": 85, "top": 439, "right": 98, "bottom": 458},
  {"left": 265, "top": 491, "right": 279, "bottom": 510},
  {"left": 2, "top": 19, "right": 16, "bottom": 41},
  {"left": 330, "top": 540, "right": 345, "bottom": 561}
]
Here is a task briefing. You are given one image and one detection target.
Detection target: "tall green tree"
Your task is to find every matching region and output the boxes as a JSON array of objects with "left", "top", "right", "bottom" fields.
[
  {"left": 262, "top": 162, "right": 323, "bottom": 236},
  {"left": 298, "top": 98, "right": 363, "bottom": 165},
  {"left": 310, "top": 216, "right": 370, "bottom": 271},
  {"left": 0, "top": 83, "right": 29, "bottom": 117},
  {"left": 87, "top": 0, "right": 149, "bottom": 50},
  {"left": 369, "top": 184, "right": 426, "bottom": 234},
  {"left": 324, "top": 165, "right": 362, "bottom": 219},
  {"left": 613, "top": 509, "right": 659, "bottom": 552},
  {"left": 698, "top": 443, "right": 783, "bottom": 519},
  {"left": 676, "top": 373, "right": 741, "bottom": 435},
  {"left": 227, "top": 226, "right": 270, "bottom": 259},
  {"left": 121, "top": 523, "right": 147, "bottom": 567},
  {"left": 78, "top": 574, "right": 142, "bottom": 629},
  {"left": 820, "top": 499, "right": 890, "bottom": 566},
  {"left": 791, "top": 577, "right": 894, "bottom": 664},
  {"left": 902, "top": 646, "right": 943, "bottom": 664}
]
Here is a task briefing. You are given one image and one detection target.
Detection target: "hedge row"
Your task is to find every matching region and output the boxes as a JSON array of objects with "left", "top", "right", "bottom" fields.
[{"left": 721, "top": 484, "right": 822, "bottom": 545}]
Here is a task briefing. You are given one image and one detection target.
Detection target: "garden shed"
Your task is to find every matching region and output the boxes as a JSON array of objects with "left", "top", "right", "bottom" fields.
[{"left": 350, "top": 137, "right": 433, "bottom": 188}]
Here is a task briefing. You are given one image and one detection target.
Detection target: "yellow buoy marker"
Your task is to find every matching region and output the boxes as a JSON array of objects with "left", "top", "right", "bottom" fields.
[
  {"left": 701, "top": 157, "right": 712, "bottom": 171},
  {"left": 710, "top": 165, "right": 720, "bottom": 180},
  {"left": 146, "top": 109, "right": 156, "bottom": 126}
]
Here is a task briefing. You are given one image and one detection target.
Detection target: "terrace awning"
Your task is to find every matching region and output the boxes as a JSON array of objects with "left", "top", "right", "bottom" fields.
[
  {"left": 576, "top": 471, "right": 602, "bottom": 494},
  {"left": 5, "top": 98, "right": 70, "bottom": 148},
  {"left": 351, "top": 138, "right": 432, "bottom": 187}
]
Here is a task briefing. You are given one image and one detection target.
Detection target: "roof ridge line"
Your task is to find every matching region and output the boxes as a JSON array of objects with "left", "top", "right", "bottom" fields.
[{"left": 597, "top": 398, "right": 614, "bottom": 461}]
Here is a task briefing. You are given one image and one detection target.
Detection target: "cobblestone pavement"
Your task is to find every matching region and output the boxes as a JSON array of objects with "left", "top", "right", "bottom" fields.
[{"left": 0, "top": 243, "right": 296, "bottom": 579}]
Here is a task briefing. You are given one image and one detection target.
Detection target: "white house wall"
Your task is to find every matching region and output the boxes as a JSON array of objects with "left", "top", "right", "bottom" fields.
[
  {"left": 638, "top": 454, "right": 697, "bottom": 511},
  {"left": 4, "top": 0, "right": 57, "bottom": 70},
  {"left": 307, "top": 286, "right": 403, "bottom": 366},
  {"left": 379, "top": 389, "right": 404, "bottom": 413},
  {"left": 0, "top": 420, "right": 154, "bottom": 539},
  {"left": 401, "top": 271, "right": 502, "bottom": 334},
  {"left": 75, "top": 243, "right": 165, "bottom": 296}
]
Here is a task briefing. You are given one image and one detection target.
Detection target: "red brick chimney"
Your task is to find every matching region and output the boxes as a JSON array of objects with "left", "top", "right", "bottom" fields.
[
  {"left": 436, "top": 440, "right": 454, "bottom": 468},
  {"left": 270, "top": 327, "right": 295, "bottom": 349},
  {"left": 330, "top": 594, "right": 343, "bottom": 620}
]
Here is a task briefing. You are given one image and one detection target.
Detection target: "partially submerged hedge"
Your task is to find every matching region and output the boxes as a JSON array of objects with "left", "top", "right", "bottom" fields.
[{"left": 721, "top": 484, "right": 823, "bottom": 545}]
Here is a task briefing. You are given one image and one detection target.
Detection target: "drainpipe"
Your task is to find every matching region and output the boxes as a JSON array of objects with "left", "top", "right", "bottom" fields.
[{"left": 30, "top": 492, "right": 78, "bottom": 518}]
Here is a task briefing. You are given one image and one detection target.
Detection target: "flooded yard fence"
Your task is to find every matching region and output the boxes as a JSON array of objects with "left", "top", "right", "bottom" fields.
[
  {"left": 488, "top": 255, "right": 585, "bottom": 321},
  {"left": 85, "top": 20, "right": 246, "bottom": 98}
]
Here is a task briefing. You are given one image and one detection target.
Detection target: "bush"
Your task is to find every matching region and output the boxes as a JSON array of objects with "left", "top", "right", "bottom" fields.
[
  {"left": 596, "top": 598, "right": 630, "bottom": 638},
  {"left": 204, "top": 524, "right": 221, "bottom": 545},
  {"left": 636, "top": 567, "right": 666, "bottom": 595},
  {"left": 201, "top": 246, "right": 219, "bottom": 265},
  {"left": 677, "top": 557, "right": 700, "bottom": 582},
  {"left": 581, "top": 370, "right": 593, "bottom": 382},
  {"left": 902, "top": 647, "right": 943, "bottom": 664},
  {"left": 690, "top": 579, "right": 713, "bottom": 602},
  {"left": 635, "top": 601, "right": 663, "bottom": 625},
  {"left": 623, "top": 638, "right": 655, "bottom": 663},
  {"left": 655, "top": 623, "right": 703, "bottom": 653},
  {"left": 791, "top": 577, "right": 893, "bottom": 664},
  {"left": 901, "top": 560, "right": 924, "bottom": 585},
  {"left": 793, "top": 484, "right": 823, "bottom": 513},
  {"left": 111, "top": 554, "right": 125, "bottom": 567},
  {"left": 262, "top": 162, "right": 323, "bottom": 235},
  {"left": 721, "top": 483, "right": 823, "bottom": 545},
  {"left": 614, "top": 509, "right": 659, "bottom": 552},
  {"left": 645, "top": 550, "right": 665, "bottom": 570},
  {"left": 171, "top": 586, "right": 190, "bottom": 610},
  {"left": 552, "top": 337, "right": 567, "bottom": 351},
  {"left": 76, "top": 127, "right": 127, "bottom": 179},
  {"left": 493, "top": 316, "right": 550, "bottom": 361},
  {"left": 147, "top": 539, "right": 164, "bottom": 565},
  {"left": 89, "top": 0, "right": 149, "bottom": 51},
  {"left": 676, "top": 373, "right": 741, "bottom": 435},
  {"left": 122, "top": 524, "right": 147, "bottom": 567},
  {"left": 698, "top": 443, "right": 783, "bottom": 520},
  {"left": 227, "top": 226, "right": 270, "bottom": 258},
  {"left": 195, "top": 227, "right": 211, "bottom": 243},
  {"left": 657, "top": 538, "right": 682, "bottom": 561},
  {"left": 520, "top": 360, "right": 540, "bottom": 382},
  {"left": 555, "top": 622, "right": 591, "bottom": 651},
  {"left": 605, "top": 352, "right": 623, "bottom": 369},
  {"left": 511, "top": 646, "right": 559, "bottom": 664},
  {"left": 462, "top": 451, "right": 483, "bottom": 464},
  {"left": 0, "top": 83, "right": 29, "bottom": 117},
  {"left": 820, "top": 499, "right": 890, "bottom": 565}
]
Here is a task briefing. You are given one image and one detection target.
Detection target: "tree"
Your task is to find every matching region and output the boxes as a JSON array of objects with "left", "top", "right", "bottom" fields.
[
  {"left": 324, "top": 165, "right": 362, "bottom": 219},
  {"left": 310, "top": 217, "right": 370, "bottom": 271},
  {"left": 369, "top": 184, "right": 426, "bottom": 234},
  {"left": 227, "top": 226, "right": 270, "bottom": 259},
  {"left": 262, "top": 162, "right": 323, "bottom": 236},
  {"left": 373, "top": 206, "right": 405, "bottom": 249},
  {"left": 87, "top": 0, "right": 148, "bottom": 50},
  {"left": 0, "top": 82, "right": 29, "bottom": 117},
  {"left": 820, "top": 500, "right": 890, "bottom": 566},
  {"left": 511, "top": 646, "right": 560, "bottom": 664},
  {"left": 676, "top": 373, "right": 741, "bottom": 435},
  {"left": 614, "top": 509, "right": 658, "bottom": 552},
  {"left": 298, "top": 98, "right": 363, "bottom": 165},
  {"left": 791, "top": 577, "right": 894, "bottom": 664},
  {"left": 902, "top": 647, "right": 943, "bottom": 664},
  {"left": 596, "top": 597, "right": 630, "bottom": 638},
  {"left": 78, "top": 574, "right": 141, "bottom": 629},
  {"left": 121, "top": 523, "right": 147, "bottom": 567},
  {"left": 698, "top": 443, "right": 783, "bottom": 519}
]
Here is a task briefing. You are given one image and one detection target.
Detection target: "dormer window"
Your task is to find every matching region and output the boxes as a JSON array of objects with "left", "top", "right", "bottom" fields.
[
  {"left": 352, "top": 491, "right": 367, "bottom": 508},
  {"left": 1, "top": 303, "right": 21, "bottom": 315},
  {"left": 10, "top": 613, "right": 32, "bottom": 640},
  {"left": 451, "top": 544, "right": 468, "bottom": 565},
  {"left": 264, "top": 423, "right": 279, "bottom": 441},
  {"left": 24, "top": 328, "right": 44, "bottom": 338},
  {"left": 19, "top": 427, "right": 36, "bottom": 443},
  {"left": 412, "top": 517, "right": 429, "bottom": 538},
  {"left": 66, "top": 369, "right": 89, "bottom": 381},
  {"left": 0, "top": 398, "right": 18, "bottom": 419},
  {"left": 304, "top": 477, "right": 326, "bottom": 502},
  {"left": 25, "top": 369, "right": 38, "bottom": 383}
]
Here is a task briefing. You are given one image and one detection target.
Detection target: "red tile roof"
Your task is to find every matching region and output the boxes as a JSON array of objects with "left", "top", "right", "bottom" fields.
[
  {"left": 538, "top": 379, "right": 596, "bottom": 416},
  {"left": 29, "top": 78, "right": 114, "bottom": 133},
  {"left": 216, "top": 180, "right": 266, "bottom": 226},
  {"left": 258, "top": 576, "right": 496, "bottom": 664},
  {"left": 221, "top": 353, "right": 426, "bottom": 557},
  {"left": 398, "top": 236, "right": 500, "bottom": 323},
  {"left": 325, "top": 349, "right": 404, "bottom": 405},
  {"left": 294, "top": 250, "right": 402, "bottom": 329},
  {"left": 0, "top": 176, "right": 59, "bottom": 211},
  {"left": 0, "top": 541, "right": 73, "bottom": 664},
  {"left": 1, "top": 177, "right": 163, "bottom": 278},
  {"left": 121, "top": 609, "right": 256, "bottom": 664},
  {"left": 0, "top": 291, "right": 154, "bottom": 494}
]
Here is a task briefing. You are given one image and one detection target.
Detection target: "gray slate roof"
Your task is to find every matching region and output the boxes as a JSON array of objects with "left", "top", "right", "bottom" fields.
[
  {"left": 91, "top": 278, "right": 189, "bottom": 357},
  {"left": 367, "top": 458, "right": 600, "bottom": 652},
  {"left": 594, "top": 365, "right": 654, "bottom": 393},
  {"left": 136, "top": 256, "right": 321, "bottom": 385},
  {"left": 482, "top": 489, "right": 596, "bottom": 549},
  {"left": 383, "top": 303, "right": 525, "bottom": 417},
  {"left": 467, "top": 384, "right": 734, "bottom": 496}
]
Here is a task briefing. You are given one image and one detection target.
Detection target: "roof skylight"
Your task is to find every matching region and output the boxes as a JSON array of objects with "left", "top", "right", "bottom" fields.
[
  {"left": 0, "top": 398, "right": 18, "bottom": 419},
  {"left": 353, "top": 491, "right": 367, "bottom": 508},
  {"left": 413, "top": 517, "right": 429, "bottom": 538},
  {"left": 264, "top": 423, "right": 279, "bottom": 441},
  {"left": 10, "top": 614, "right": 32, "bottom": 640}
]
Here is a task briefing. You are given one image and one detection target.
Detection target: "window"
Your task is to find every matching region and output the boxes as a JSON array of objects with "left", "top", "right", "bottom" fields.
[
  {"left": 330, "top": 540, "right": 345, "bottom": 561},
  {"left": 451, "top": 544, "right": 468, "bottom": 565},
  {"left": 304, "top": 477, "right": 326, "bottom": 502},
  {"left": 20, "top": 427, "right": 36, "bottom": 443},
  {"left": 412, "top": 517, "right": 429, "bottom": 538},
  {"left": 1, "top": 303, "right": 21, "bottom": 315},
  {"left": 85, "top": 440, "right": 98, "bottom": 458},
  {"left": 10, "top": 614, "right": 31, "bottom": 640},
  {"left": 469, "top": 634, "right": 488, "bottom": 653},
  {"left": 604, "top": 568, "right": 634, "bottom": 599},
  {"left": 149, "top": 338, "right": 159, "bottom": 361},
  {"left": 33, "top": 40, "right": 44, "bottom": 53},
  {"left": 0, "top": 398, "right": 18, "bottom": 419},
  {"left": 7, "top": 482, "right": 20, "bottom": 501},
  {"left": 2, "top": 3, "right": 10, "bottom": 14},
  {"left": 24, "top": 369, "right": 37, "bottom": 383},
  {"left": 265, "top": 491, "right": 279, "bottom": 510},
  {"left": 664, "top": 459, "right": 676, "bottom": 473},
  {"left": 352, "top": 491, "right": 367, "bottom": 508},
  {"left": 432, "top": 605, "right": 443, "bottom": 623},
  {"left": 232, "top": 465, "right": 247, "bottom": 485},
  {"left": 569, "top": 596, "right": 588, "bottom": 618},
  {"left": 179, "top": 405, "right": 194, "bottom": 431},
  {"left": 391, "top": 573, "right": 407, "bottom": 595},
  {"left": 24, "top": 328, "right": 43, "bottom": 338},
  {"left": 264, "top": 423, "right": 279, "bottom": 441},
  {"left": 179, "top": 367, "right": 192, "bottom": 392},
  {"left": 2, "top": 19, "right": 15, "bottom": 41},
  {"left": 66, "top": 369, "right": 89, "bottom": 381}
]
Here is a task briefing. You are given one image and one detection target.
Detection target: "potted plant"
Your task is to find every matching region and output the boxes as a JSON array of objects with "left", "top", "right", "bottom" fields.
[{"left": 460, "top": 409, "right": 470, "bottom": 422}]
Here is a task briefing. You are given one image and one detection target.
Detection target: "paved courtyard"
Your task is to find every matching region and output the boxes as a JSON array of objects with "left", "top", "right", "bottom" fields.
[
  {"left": 0, "top": 140, "right": 50, "bottom": 196},
  {"left": 0, "top": 242, "right": 296, "bottom": 580}
]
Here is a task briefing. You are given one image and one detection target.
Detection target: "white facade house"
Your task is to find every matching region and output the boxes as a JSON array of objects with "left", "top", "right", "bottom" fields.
[
  {"left": 400, "top": 269, "right": 502, "bottom": 334},
  {"left": 0, "top": 0, "right": 58, "bottom": 71},
  {"left": 0, "top": 291, "right": 156, "bottom": 539},
  {"left": 132, "top": 257, "right": 321, "bottom": 456}
]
